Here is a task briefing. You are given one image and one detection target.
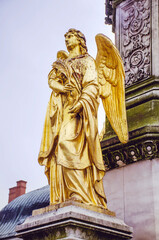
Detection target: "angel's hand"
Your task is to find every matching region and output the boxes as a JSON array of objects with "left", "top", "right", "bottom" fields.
[
  {"left": 63, "top": 83, "right": 74, "bottom": 93},
  {"left": 49, "top": 78, "right": 65, "bottom": 93},
  {"left": 68, "top": 102, "right": 82, "bottom": 117}
]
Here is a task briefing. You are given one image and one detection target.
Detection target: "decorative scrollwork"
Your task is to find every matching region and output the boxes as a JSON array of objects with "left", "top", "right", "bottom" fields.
[
  {"left": 111, "top": 151, "right": 126, "bottom": 167},
  {"left": 142, "top": 141, "right": 158, "bottom": 158},
  {"left": 120, "top": 0, "right": 151, "bottom": 87},
  {"left": 103, "top": 153, "right": 111, "bottom": 170},
  {"left": 102, "top": 140, "right": 159, "bottom": 169},
  {"left": 126, "top": 145, "right": 141, "bottom": 163}
]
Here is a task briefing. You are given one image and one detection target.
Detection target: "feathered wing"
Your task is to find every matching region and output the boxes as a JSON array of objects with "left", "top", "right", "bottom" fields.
[{"left": 95, "top": 34, "right": 128, "bottom": 143}]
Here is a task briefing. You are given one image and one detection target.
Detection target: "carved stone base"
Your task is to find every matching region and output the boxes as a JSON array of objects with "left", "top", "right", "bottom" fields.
[{"left": 16, "top": 201, "right": 133, "bottom": 240}]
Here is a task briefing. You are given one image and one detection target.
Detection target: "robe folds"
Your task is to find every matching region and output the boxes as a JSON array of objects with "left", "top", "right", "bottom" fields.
[{"left": 38, "top": 54, "right": 107, "bottom": 208}]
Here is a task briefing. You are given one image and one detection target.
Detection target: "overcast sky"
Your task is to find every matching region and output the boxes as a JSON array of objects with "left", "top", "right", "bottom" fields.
[{"left": 0, "top": 0, "right": 114, "bottom": 210}]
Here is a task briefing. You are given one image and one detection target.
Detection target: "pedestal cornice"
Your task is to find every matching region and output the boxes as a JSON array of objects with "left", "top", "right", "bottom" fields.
[
  {"left": 101, "top": 126, "right": 159, "bottom": 170},
  {"left": 16, "top": 201, "right": 133, "bottom": 240}
]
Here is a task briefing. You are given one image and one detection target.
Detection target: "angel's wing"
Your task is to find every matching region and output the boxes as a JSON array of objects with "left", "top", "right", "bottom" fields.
[{"left": 95, "top": 34, "right": 128, "bottom": 144}]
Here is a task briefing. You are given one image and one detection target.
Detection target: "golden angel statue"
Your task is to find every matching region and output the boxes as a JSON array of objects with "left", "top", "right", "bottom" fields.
[{"left": 38, "top": 29, "right": 128, "bottom": 209}]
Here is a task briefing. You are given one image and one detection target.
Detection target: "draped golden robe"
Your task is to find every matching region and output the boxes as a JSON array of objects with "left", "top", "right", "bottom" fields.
[{"left": 38, "top": 54, "right": 107, "bottom": 208}]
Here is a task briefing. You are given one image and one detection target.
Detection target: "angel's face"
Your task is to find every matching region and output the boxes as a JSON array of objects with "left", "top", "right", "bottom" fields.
[{"left": 65, "top": 32, "right": 79, "bottom": 52}]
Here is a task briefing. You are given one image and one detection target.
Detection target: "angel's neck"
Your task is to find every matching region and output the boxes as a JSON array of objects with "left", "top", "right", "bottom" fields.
[{"left": 68, "top": 45, "right": 81, "bottom": 59}]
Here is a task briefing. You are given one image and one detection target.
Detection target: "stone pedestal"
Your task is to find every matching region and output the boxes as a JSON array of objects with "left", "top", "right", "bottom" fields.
[{"left": 16, "top": 201, "right": 133, "bottom": 240}]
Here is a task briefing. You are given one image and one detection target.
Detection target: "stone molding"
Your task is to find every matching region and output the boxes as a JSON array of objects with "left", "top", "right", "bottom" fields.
[
  {"left": 32, "top": 200, "right": 116, "bottom": 217},
  {"left": 101, "top": 126, "right": 159, "bottom": 170},
  {"left": 125, "top": 77, "right": 159, "bottom": 109},
  {"left": 16, "top": 203, "right": 133, "bottom": 240}
]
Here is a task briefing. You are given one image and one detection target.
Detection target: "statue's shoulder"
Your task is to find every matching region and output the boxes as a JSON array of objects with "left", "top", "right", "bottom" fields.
[
  {"left": 80, "top": 54, "right": 95, "bottom": 66},
  {"left": 68, "top": 54, "right": 95, "bottom": 72},
  {"left": 82, "top": 53, "right": 94, "bottom": 60}
]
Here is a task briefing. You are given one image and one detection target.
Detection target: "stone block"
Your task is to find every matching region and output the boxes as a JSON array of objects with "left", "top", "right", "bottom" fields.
[
  {"left": 103, "top": 159, "right": 159, "bottom": 240},
  {"left": 16, "top": 201, "right": 133, "bottom": 240}
]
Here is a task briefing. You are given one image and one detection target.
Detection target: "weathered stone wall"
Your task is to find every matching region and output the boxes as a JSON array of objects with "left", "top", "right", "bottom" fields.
[{"left": 103, "top": 159, "right": 159, "bottom": 240}]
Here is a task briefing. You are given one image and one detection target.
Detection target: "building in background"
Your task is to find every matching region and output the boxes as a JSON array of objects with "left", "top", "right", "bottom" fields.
[
  {"left": 0, "top": 185, "right": 49, "bottom": 239},
  {"left": 8, "top": 181, "right": 27, "bottom": 203}
]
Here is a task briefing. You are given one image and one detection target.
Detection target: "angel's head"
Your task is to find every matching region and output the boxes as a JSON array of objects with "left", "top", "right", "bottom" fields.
[{"left": 64, "top": 28, "right": 88, "bottom": 55}]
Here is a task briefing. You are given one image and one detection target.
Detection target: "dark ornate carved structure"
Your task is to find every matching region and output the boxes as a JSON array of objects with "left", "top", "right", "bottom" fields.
[
  {"left": 102, "top": 131, "right": 159, "bottom": 170},
  {"left": 105, "top": 0, "right": 113, "bottom": 24},
  {"left": 121, "top": 0, "right": 151, "bottom": 87},
  {"left": 106, "top": 0, "right": 151, "bottom": 87},
  {"left": 103, "top": 0, "right": 159, "bottom": 170}
]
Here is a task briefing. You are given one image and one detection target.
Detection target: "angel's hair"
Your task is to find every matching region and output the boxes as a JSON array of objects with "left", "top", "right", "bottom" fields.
[{"left": 64, "top": 28, "right": 88, "bottom": 55}]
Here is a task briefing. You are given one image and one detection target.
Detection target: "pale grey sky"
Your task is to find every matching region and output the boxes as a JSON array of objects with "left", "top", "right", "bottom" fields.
[{"left": 0, "top": 0, "right": 114, "bottom": 210}]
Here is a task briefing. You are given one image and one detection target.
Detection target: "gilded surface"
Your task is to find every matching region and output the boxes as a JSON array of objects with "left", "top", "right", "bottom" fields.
[{"left": 38, "top": 29, "right": 128, "bottom": 209}]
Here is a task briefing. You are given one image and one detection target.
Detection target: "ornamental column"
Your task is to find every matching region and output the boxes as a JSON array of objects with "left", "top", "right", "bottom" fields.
[{"left": 102, "top": 0, "right": 159, "bottom": 239}]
